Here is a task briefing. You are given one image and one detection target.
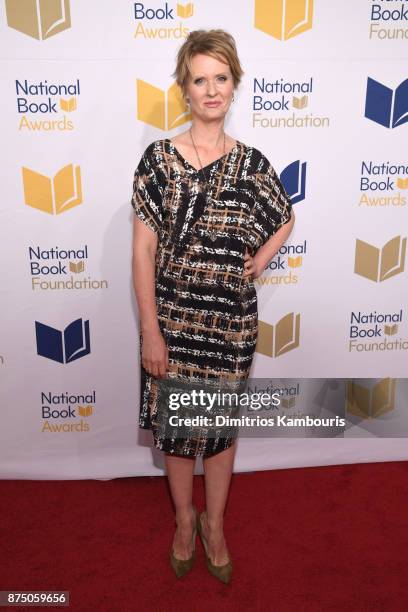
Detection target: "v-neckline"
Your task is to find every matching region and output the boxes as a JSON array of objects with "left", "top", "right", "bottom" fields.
[{"left": 165, "top": 138, "right": 240, "bottom": 174}]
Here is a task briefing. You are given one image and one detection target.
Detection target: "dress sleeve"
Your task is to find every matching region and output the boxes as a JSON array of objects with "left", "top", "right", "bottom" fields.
[
  {"left": 251, "top": 160, "right": 293, "bottom": 249},
  {"left": 131, "top": 144, "right": 164, "bottom": 235}
]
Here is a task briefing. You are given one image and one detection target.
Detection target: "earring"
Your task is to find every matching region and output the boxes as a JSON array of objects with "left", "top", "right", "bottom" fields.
[{"left": 232, "top": 94, "right": 235, "bottom": 102}]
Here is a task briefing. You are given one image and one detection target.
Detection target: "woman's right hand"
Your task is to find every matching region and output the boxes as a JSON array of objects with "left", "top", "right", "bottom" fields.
[{"left": 141, "top": 329, "right": 169, "bottom": 378}]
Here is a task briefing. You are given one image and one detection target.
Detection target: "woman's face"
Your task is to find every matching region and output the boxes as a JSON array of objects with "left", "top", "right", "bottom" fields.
[{"left": 184, "top": 53, "right": 235, "bottom": 122}]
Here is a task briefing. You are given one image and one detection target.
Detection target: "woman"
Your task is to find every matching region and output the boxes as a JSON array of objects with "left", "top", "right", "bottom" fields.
[{"left": 131, "top": 29, "right": 295, "bottom": 584}]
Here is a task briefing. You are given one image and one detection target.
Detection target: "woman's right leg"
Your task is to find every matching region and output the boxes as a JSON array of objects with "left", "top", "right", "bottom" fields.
[{"left": 165, "top": 453, "right": 196, "bottom": 559}]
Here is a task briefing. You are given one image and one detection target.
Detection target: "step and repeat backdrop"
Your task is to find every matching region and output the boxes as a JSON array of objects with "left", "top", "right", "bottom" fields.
[{"left": 0, "top": 0, "right": 407, "bottom": 478}]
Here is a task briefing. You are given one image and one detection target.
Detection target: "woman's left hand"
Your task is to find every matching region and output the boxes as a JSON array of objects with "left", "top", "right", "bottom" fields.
[{"left": 243, "top": 248, "right": 264, "bottom": 280}]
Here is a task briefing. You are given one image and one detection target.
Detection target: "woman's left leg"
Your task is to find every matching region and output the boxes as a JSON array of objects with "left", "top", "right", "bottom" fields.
[{"left": 201, "top": 441, "right": 237, "bottom": 565}]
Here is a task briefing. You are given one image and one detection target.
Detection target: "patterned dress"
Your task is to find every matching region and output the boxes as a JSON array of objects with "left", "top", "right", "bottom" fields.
[{"left": 131, "top": 138, "right": 292, "bottom": 457}]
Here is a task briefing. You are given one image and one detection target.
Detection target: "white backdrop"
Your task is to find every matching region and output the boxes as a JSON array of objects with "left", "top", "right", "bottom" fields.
[{"left": 1, "top": 0, "right": 407, "bottom": 478}]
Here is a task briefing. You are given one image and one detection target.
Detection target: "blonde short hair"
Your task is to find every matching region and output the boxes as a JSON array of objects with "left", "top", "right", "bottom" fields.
[{"left": 172, "top": 29, "right": 244, "bottom": 97}]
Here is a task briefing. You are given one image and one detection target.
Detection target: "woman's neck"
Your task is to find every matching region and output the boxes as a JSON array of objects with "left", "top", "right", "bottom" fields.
[{"left": 189, "top": 118, "right": 226, "bottom": 148}]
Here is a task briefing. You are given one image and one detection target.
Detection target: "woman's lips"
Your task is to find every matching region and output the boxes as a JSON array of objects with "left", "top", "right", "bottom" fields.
[{"left": 204, "top": 101, "right": 221, "bottom": 107}]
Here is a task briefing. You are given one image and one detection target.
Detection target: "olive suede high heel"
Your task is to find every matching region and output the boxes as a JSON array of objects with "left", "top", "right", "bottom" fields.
[
  {"left": 170, "top": 506, "right": 198, "bottom": 578},
  {"left": 197, "top": 510, "right": 233, "bottom": 584}
]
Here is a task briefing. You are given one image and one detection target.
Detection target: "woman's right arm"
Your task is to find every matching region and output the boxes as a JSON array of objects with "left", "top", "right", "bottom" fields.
[{"left": 132, "top": 216, "right": 169, "bottom": 378}]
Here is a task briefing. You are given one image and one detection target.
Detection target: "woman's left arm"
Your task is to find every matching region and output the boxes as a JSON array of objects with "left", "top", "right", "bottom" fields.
[
  {"left": 243, "top": 158, "right": 297, "bottom": 280},
  {"left": 255, "top": 209, "right": 295, "bottom": 269},
  {"left": 243, "top": 210, "right": 296, "bottom": 279}
]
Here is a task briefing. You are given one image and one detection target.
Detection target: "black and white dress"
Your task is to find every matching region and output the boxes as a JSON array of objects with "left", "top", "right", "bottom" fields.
[{"left": 131, "top": 138, "right": 292, "bottom": 457}]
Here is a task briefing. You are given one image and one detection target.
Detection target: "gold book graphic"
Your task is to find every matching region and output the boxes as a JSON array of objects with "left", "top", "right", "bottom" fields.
[
  {"left": 78, "top": 405, "right": 93, "bottom": 417},
  {"left": 281, "top": 397, "right": 296, "bottom": 409},
  {"left": 254, "top": 0, "right": 313, "bottom": 41},
  {"left": 177, "top": 2, "right": 194, "bottom": 18},
  {"left": 346, "top": 378, "right": 396, "bottom": 419},
  {"left": 60, "top": 97, "right": 77, "bottom": 112},
  {"left": 354, "top": 236, "right": 406, "bottom": 282},
  {"left": 384, "top": 323, "right": 398, "bottom": 336},
  {"left": 69, "top": 261, "right": 85, "bottom": 273},
  {"left": 396, "top": 177, "right": 408, "bottom": 189},
  {"left": 23, "top": 164, "right": 82, "bottom": 215},
  {"left": 288, "top": 255, "right": 302, "bottom": 268},
  {"left": 256, "top": 313, "right": 300, "bottom": 357},
  {"left": 292, "top": 95, "right": 308, "bottom": 109},
  {"left": 6, "top": 0, "right": 71, "bottom": 40},
  {"left": 137, "top": 80, "right": 192, "bottom": 131}
]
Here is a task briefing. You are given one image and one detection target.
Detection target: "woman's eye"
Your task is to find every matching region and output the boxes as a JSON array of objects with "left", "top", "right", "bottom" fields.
[{"left": 193, "top": 76, "right": 228, "bottom": 84}]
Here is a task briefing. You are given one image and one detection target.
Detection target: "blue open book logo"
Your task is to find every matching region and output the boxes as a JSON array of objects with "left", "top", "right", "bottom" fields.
[
  {"left": 280, "top": 160, "right": 307, "bottom": 204},
  {"left": 365, "top": 77, "right": 408, "bottom": 129},
  {"left": 35, "top": 318, "right": 90, "bottom": 363}
]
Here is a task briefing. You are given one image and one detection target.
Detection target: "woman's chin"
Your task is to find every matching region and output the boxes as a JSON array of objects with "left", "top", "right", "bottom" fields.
[{"left": 198, "top": 108, "right": 228, "bottom": 121}]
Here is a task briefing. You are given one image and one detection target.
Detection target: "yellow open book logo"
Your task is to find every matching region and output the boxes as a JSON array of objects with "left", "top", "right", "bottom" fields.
[
  {"left": 60, "top": 97, "right": 77, "bottom": 112},
  {"left": 396, "top": 177, "right": 408, "bottom": 189},
  {"left": 177, "top": 2, "right": 194, "bottom": 18},
  {"left": 254, "top": 0, "right": 313, "bottom": 40},
  {"left": 23, "top": 164, "right": 83, "bottom": 215},
  {"left": 256, "top": 313, "right": 300, "bottom": 357},
  {"left": 281, "top": 397, "right": 296, "bottom": 409},
  {"left": 292, "top": 95, "right": 308, "bottom": 109},
  {"left": 346, "top": 378, "right": 396, "bottom": 419},
  {"left": 69, "top": 261, "right": 85, "bottom": 273},
  {"left": 384, "top": 323, "right": 398, "bottom": 336},
  {"left": 137, "top": 80, "right": 191, "bottom": 130},
  {"left": 6, "top": 0, "right": 71, "bottom": 40},
  {"left": 354, "top": 236, "right": 406, "bottom": 282},
  {"left": 78, "top": 405, "right": 93, "bottom": 417},
  {"left": 288, "top": 255, "right": 302, "bottom": 268}
]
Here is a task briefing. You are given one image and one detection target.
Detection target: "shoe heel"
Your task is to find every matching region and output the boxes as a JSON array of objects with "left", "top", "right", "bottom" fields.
[
  {"left": 197, "top": 510, "right": 233, "bottom": 584},
  {"left": 170, "top": 505, "right": 198, "bottom": 578}
]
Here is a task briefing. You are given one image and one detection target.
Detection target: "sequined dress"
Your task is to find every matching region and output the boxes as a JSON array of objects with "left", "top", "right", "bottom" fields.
[{"left": 131, "top": 138, "right": 292, "bottom": 457}]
